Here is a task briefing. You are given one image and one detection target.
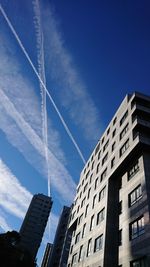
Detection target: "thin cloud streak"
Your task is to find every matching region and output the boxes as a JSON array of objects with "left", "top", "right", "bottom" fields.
[
  {"left": 0, "top": 4, "right": 86, "bottom": 164},
  {"left": 42, "top": 1, "right": 101, "bottom": 142}
]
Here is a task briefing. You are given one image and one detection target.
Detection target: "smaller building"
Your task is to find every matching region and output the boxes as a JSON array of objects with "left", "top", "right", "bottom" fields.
[
  {"left": 20, "top": 194, "right": 52, "bottom": 260},
  {"left": 48, "top": 206, "right": 72, "bottom": 267},
  {"left": 41, "top": 243, "right": 53, "bottom": 267}
]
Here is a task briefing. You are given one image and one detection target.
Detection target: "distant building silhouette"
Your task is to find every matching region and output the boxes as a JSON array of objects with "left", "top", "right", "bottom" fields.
[
  {"left": 41, "top": 243, "right": 53, "bottom": 267},
  {"left": 48, "top": 206, "right": 72, "bottom": 267},
  {"left": 20, "top": 193, "right": 52, "bottom": 260}
]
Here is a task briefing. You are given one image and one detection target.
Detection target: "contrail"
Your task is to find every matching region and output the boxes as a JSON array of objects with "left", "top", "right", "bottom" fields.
[
  {"left": 0, "top": 4, "right": 86, "bottom": 165},
  {"left": 32, "top": 0, "right": 50, "bottom": 198}
]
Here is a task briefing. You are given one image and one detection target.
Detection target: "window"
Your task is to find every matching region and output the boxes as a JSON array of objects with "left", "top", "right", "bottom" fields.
[
  {"left": 70, "top": 245, "right": 73, "bottom": 254},
  {"left": 78, "top": 245, "right": 84, "bottom": 262},
  {"left": 94, "top": 235, "right": 103, "bottom": 252},
  {"left": 112, "top": 129, "right": 116, "bottom": 138},
  {"left": 92, "top": 194, "right": 97, "bottom": 209},
  {"left": 99, "top": 186, "right": 106, "bottom": 202},
  {"left": 75, "top": 232, "right": 80, "bottom": 244},
  {"left": 120, "top": 123, "right": 129, "bottom": 140},
  {"left": 130, "top": 257, "right": 146, "bottom": 267},
  {"left": 87, "top": 239, "right": 92, "bottom": 257},
  {"left": 95, "top": 177, "right": 99, "bottom": 189},
  {"left": 82, "top": 223, "right": 86, "bottom": 238},
  {"left": 95, "top": 142, "right": 100, "bottom": 155},
  {"left": 129, "top": 216, "right": 145, "bottom": 240},
  {"left": 111, "top": 157, "right": 115, "bottom": 168},
  {"left": 77, "top": 205, "right": 80, "bottom": 213},
  {"left": 129, "top": 185, "right": 142, "bottom": 207},
  {"left": 91, "top": 161, "right": 95, "bottom": 170},
  {"left": 86, "top": 171, "right": 90, "bottom": 180},
  {"left": 118, "top": 229, "right": 122, "bottom": 246},
  {"left": 90, "top": 215, "right": 95, "bottom": 231},
  {"left": 98, "top": 151, "right": 101, "bottom": 160},
  {"left": 113, "top": 117, "right": 117, "bottom": 125},
  {"left": 96, "top": 163, "right": 100, "bottom": 174},
  {"left": 120, "top": 110, "right": 128, "bottom": 126},
  {"left": 101, "top": 137, "right": 105, "bottom": 144},
  {"left": 85, "top": 204, "right": 89, "bottom": 217},
  {"left": 97, "top": 208, "right": 105, "bottom": 225},
  {"left": 120, "top": 139, "right": 129, "bottom": 157},
  {"left": 72, "top": 253, "right": 77, "bottom": 265},
  {"left": 128, "top": 161, "right": 139, "bottom": 180},
  {"left": 87, "top": 188, "right": 91, "bottom": 199},
  {"left": 112, "top": 141, "right": 116, "bottom": 152},
  {"left": 81, "top": 197, "right": 86, "bottom": 208},
  {"left": 78, "top": 213, "right": 83, "bottom": 225},
  {"left": 102, "top": 153, "right": 108, "bottom": 165},
  {"left": 107, "top": 127, "right": 110, "bottom": 135},
  {"left": 84, "top": 183, "right": 88, "bottom": 192},
  {"left": 103, "top": 140, "right": 109, "bottom": 152},
  {"left": 82, "top": 179, "right": 84, "bottom": 186},
  {"left": 90, "top": 174, "right": 93, "bottom": 184},
  {"left": 101, "top": 168, "right": 107, "bottom": 182}
]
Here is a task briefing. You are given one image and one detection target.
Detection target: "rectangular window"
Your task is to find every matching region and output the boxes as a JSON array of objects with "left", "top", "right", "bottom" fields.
[
  {"left": 95, "top": 177, "right": 99, "bottom": 189},
  {"left": 128, "top": 161, "right": 139, "bottom": 180},
  {"left": 112, "top": 129, "right": 116, "bottom": 138},
  {"left": 107, "top": 127, "right": 110, "bottom": 135},
  {"left": 129, "top": 216, "right": 145, "bottom": 240},
  {"left": 120, "top": 110, "right": 128, "bottom": 126},
  {"left": 97, "top": 208, "right": 105, "bottom": 225},
  {"left": 90, "top": 174, "right": 93, "bottom": 184},
  {"left": 120, "top": 123, "right": 129, "bottom": 140},
  {"left": 91, "top": 161, "right": 95, "bottom": 170},
  {"left": 82, "top": 223, "right": 86, "bottom": 238},
  {"left": 75, "top": 232, "right": 80, "bottom": 244},
  {"left": 99, "top": 186, "right": 106, "bottom": 202},
  {"left": 72, "top": 253, "right": 77, "bottom": 265},
  {"left": 101, "top": 136, "right": 105, "bottom": 144},
  {"left": 98, "top": 150, "right": 101, "bottom": 160},
  {"left": 85, "top": 204, "right": 89, "bottom": 217},
  {"left": 78, "top": 245, "right": 84, "bottom": 262},
  {"left": 87, "top": 238, "right": 92, "bottom": 257},
  {"left": 81, "top": 197, "right": 86, "bottom": 208},
  {"left": 84, "top": 183, "right": 88, "bottom": 192},
  {"left": 96, "top": 163, "right": 100, "bottom": 174},
  {"left": 101, "top": 168, "right": 107, "bottom": 182},
  {"left": 129, "top": 185, "right": 142, "bottom": 207},
  {"left": 85, "top": 171, "right": 90, "bottom": 180},
  {"left": 111, "top": 157, "right": 115, "bottom": 168},
  {"left": 112, "top": 141, "right": 116, "bottom": 152},
  {"left": 90, "top": 215, "right": 95, "bottom": 231},
  {"left": 113, "top": 117, "right": 117, "bottom": 125},
  {"left": 87, "top": 188, "right": 91, "bottom": 199},
  {"left": 78, "top": 213, "right": 83, "bottom": 225},
  {"left": 92, "top": 195, "right": 97, "bottom": 209},
  {"left": 130, "top": 257, "right": 146, "bottom": 267},
  {"left": 120, "top": 139, "right": 129, "bottom": 157},
  {"left": 94, "top": 234, "right": 103, "bottom": 252},
  {"left": 102, "top": 153, "right": 108, "bottom": 165},
  {"left": 118, "top": 229, "right": 122, "bottom": 246},
  {"left": 95, "top": 142, "right": 100, "bottom": 155},
  {"left": 103, "top": 140, "right": 109, "bottom": 152}
]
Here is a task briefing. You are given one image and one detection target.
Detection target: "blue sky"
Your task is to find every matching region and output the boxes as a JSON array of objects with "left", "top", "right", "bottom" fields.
[{"left": 0, "top": 0, "right": 150, "bottom": 264}]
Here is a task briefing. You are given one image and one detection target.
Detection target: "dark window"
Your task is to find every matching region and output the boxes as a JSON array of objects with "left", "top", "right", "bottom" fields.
[
  {"left": 82, "top": 223, "right": 86, "bottom": 238},
  {"left": 87, "top": 239, "right": 92, "bottom": 257},
  {"left": 107, "top": 127, "right": 110, "bottom": 135},
  {"left": 98, "top": 151, "right": 101, "bottom": 160},
  {"left": 97, "top": 208, "right": 105, "bottom": 225},
  {"left": 92, "top": 195, "right": 97, "bottom": 209},
  {"left": 85, "top": 204, "right": 89, "bottom": 217},
  {"left": 78, "top": 245, "right": 84, "bottom": 262},
  {"left": 75, "top": 232, "right": 80, "bottom": 244},
  {"left": 129, "top": 185, "right": 142, "bottom": 207},
  {"left": 111, "top": 157, "right": 115, "bottom": 168},
  {"left": 129, "top": 216, "right": 145, "bottom": 240},
  {"left": 94, "top": 235, "right": 103, "bottom": 252},
  {"left": 90, "top": 174, "right": 93, "bottom": 184},
  {"left": 113, "top": 117, "right": 117, "bottom": 125},
  {"left": 95, "top": 143, "right": 100, "bottom": 155},
  {"left": 90, "top": 215, "right": 94, "bottom": 231},
  {"left": 81, "top": 197, "right": 86, "bottom": 208},
  {"left": 112, "top": 141, "right": 116, "bottom": 151},
  {"left": 101, "top": 137, "right": 105, "bottom": 144},
  {"left": 78, "top": 213, "right": 83, "bottom": 225},
  {"left": 120, "top": 110, "right": 128, "bottom": 126},
  {"left": 96, "top": 163, "right": 100, "bottom": 174},
  {"left": 102, "top": 153, "right": 108, "bottom": 165},
  {"left": 91, "top": 161, "right": 95, "bottom": 170},
  {"left": 72, "top": 253, "right": 77, "bottom": 265},
  {"left": 120, "top": 139, "right": 129, "bottom": 157},
  {"left": 128, "top": 161, "right": 139, "bottom": 180},
  {"left": 112, "top": 129, "right": 116, "bottom": 138},
  {"left": 84, "top": 183, "right": 88, "bottom": 192},
  {"left": 118, "top": 229, "right": 122, "bottom": 246},
  {"left": 86, "top": 171, "right": 90, "bottom": 180},
  {"left": 95, "top": 177, "right": 99, "bottom": 189},
  {"left": 120, "top": 123, "right": 129, "bottom": 140},
  {"left": 87, "top": 188, "right": 91, "bottom": 199},
  {"left": 103, "top": 140, "right": 109, "bottom": 152}
]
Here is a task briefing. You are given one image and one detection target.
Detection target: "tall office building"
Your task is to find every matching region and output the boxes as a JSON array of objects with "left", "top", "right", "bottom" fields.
[
  {"left": 48, "top": 206, "right": 72, "bottom": 267},
  {"left": 67, "top": 92, "right": 150, "bottom": 267},
  {"left": 20, "top": 193, "right": 52, "bottom": 259},
  {"left": 41, "top": 243, "right": 53, "bottom": 267}
]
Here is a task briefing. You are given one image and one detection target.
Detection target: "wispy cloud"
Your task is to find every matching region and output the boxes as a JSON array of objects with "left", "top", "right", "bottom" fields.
[
  {"left": 0, "top": 209, "right": 12, "bottom": 232},
  {"left": 0, "top": 29, "right": 76, "bottom": 203},
  {"left": 41, "top": 1, "right": 102, "bottom": 142}
]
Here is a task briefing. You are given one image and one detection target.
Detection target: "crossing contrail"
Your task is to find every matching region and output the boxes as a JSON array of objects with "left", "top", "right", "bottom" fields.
[
  {"left": 32, "top": 0, "right": 50, "bottom": 198},
  {"left": 0, "top": 4, "right": 86, "bottom": 165}
]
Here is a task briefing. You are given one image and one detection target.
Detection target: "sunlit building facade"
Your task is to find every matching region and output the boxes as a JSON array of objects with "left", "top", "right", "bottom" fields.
[{"left": 67, "top": 92, "right": 150, "bottom": 267}]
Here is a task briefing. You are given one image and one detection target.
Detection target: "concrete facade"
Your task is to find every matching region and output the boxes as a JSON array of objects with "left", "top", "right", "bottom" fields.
[
  {"left": 67, "top": 92, "right": 150, "bottom": 267},
  {"left": 20, "top": 194, "right": 52, "bottom": 259},
  {"left": 48, "top": 206, "right": 72, "bottom": 267}
]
